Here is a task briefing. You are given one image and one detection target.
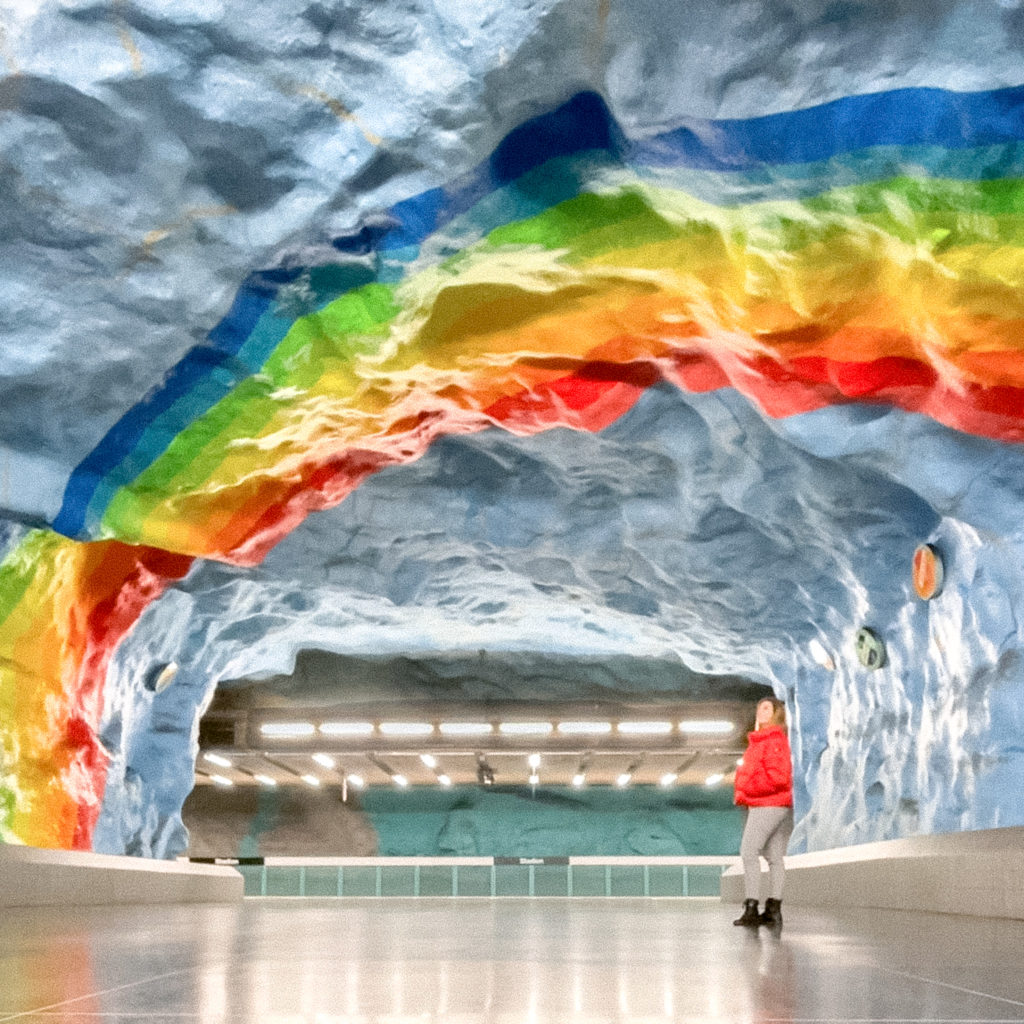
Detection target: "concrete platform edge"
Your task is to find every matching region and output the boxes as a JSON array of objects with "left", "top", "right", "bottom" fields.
[
  {"left": 0, "top": 844, "right": 243, "bottom": 906},
  {"left": 720, "top": 826, "right": 1024, "bottom": 919}
]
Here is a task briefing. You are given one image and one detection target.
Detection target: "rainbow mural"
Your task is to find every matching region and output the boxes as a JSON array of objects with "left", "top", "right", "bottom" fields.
[{"left": 5, "top": 85, "right": 1024, "bottom": 848}]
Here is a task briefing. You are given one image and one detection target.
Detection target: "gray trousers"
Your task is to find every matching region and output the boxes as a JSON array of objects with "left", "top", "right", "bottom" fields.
[{"left": 740, "top": 805, "right": 794, "bottom": 901}]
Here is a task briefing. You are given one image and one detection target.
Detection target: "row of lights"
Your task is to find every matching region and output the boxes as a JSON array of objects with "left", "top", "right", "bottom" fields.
[
  {"left": 201, "top": 751, "right": 736, "bottom": 790},
  {"left": 258, "top": 719, "right": 737, "bottom": 739}
]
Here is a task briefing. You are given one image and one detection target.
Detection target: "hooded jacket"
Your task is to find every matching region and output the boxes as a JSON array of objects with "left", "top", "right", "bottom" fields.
[{"left": 734, "top": 724, "right": 793, "bottom": 808}]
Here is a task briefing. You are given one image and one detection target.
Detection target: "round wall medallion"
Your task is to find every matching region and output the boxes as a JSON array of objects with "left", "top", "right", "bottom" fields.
[
  {"left": 855, "top": 627, "right": 886, "bottom": 670},
  {"left": 913, "top": 543, "right": 944, "bottom": 600}
]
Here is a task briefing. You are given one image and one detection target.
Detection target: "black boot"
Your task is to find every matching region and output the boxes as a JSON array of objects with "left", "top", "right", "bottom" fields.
[
  {"left": 759, "top": 898, "right": 782, "bottom": 926},
  {"left": 733, "top": 898, "right": 760, "bottom": 926}
]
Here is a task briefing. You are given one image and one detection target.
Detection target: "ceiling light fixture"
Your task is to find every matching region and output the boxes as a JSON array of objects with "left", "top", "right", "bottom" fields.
[
  {"left": 346, "top": 774, "right": 365, "bottom": 789},
  {"left": 260, "top": 722, "right": 316, "bottom": 738},
  {"left": 704, "top": 773, "right": 725, "bottom": 787},
  {"left": 498, "top": 722, "right": 553, "bottom": 736},
  {"left": 202, "top": 753, "right": 232, "bottom": 768},
  {"left": 678, "top": 720, "right": 735, "bottom": 735},
  {"left": 528, "top": 772, "right": 540, "bottom": 786},
  {"left": 301, "top": 774, "right": 321, "bottom": 787},
  {"left": 571, "top": 773, "right": 586, "bottom": 788},
  {"left": 615, "top": 772, "right": 633, "bottom": 788},
  {"left": 392, "top": 774, "right": 409, "bottom": 788},
  {"left": 438, "top": 722, "right": 493, "bottom": 736},
  {"left": 557, "top": 721, "right": 612, "bottom": 735},
  {"left": 437, "top": 774, "right": 452, "bottom": 787},
  {"left": 319, "top": 721, "right": 374, "bottom": 737},
  {"left": 379, "top": 722, "right": 434, "bottom": 736},
  {"left": 253, "top": 774, "right": 277, "bottom": 787},
  {"left": 210, "top": 774, "right": 233, "bottom": 787},
  {"left": 312, "top": 753, "right": 336, "bottom": 769},
  {"left": 419, "top": 753, "right": 438, "bottom": 769},
  {"left": 617, "top": 721, "right": 672, "bottom": 735},
  {"left": 659, "top": 772, "right": 678, "bottom": 787},
  {"left": 527, "top": 753, "right": 541, "bottom": 770}
]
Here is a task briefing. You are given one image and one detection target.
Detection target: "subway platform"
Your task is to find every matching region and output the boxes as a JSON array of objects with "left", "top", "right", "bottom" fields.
[{"left": 2, "top": 897, "right": 1023, "bottom": 1023}]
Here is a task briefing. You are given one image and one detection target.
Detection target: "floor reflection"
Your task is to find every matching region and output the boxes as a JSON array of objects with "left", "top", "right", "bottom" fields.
[{"left": 2, "top": 899, "right": 1023, "bottom": 1024}]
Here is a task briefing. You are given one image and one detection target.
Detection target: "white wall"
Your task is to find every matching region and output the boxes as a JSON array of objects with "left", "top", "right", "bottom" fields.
[
  {"left": 0, "top": 845, "right": 243, "bottom": 907},
  {"left": 721, "top": 826, "right": 1024, "bottom": 919}
]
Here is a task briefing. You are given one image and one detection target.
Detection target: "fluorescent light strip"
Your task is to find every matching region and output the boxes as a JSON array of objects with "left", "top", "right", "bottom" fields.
[
  {"left": 704, "top": 773, "right": 725, "bottom": 787},
  {"left": 556, "top": 721, "right": 612, "bottom": 735},
  {"left": 437, "top": 774, "right": 452, "bottom": 787},
  {"left": 659, "top": 772, "right": 678, "bottom": 787},
  {"left": 210, "top": 775, "right": 233, "bottom": 787},
  {"left": 498, "top": 722, "right": 553, "bottom": 736},
  {"left": 419, "top": 754, "right": 438, "bottom": 768},
  {"left": 253, "top": 774, "right": 277, "bottom": 787},
  {"left": 379, "top": 722, "right": 434, "bottom": 736},
  {"left": 346, "top": 774, "right": 365, "bottom": 789},
  {"left": 617, "top": 721, "right": 672, "bottom": 735},
  {"left": 615, "top": 773, "right": 632, "bottom": 788},
  {"left": 319, "top": 721, "right": 374, "bottom": 737},
  {"left": 571, "top": 773, "right": 586, "bottom": 788},
  {"left": 202, "top": 753, "right": 232, "bottom": 768},
  {"left": 678, "top": 720, "right": 734, "bottom": 735},
  {"left": 438, "top": 722, "right": 493, "bottom": 736},
  {"left": 301, "top": 774, "right": 321, "bottom": 787},
  {"left": 260, "top": 722, "right": 315, "bottom": 738},
  {"left": 392, "top": 774, "right": 409, "bottom": 788},
  {"left": 312, "top": 753, "right": 336, "bottom": 769}
]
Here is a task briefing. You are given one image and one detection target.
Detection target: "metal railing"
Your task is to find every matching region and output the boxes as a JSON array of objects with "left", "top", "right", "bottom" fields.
[{"left": 188, "top": 856, "right": 740, "bottom": 898}]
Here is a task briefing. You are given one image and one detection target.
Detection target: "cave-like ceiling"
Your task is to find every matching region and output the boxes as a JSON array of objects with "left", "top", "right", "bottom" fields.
[{"left": 4, "top": 0, "right": 1024, "bottom": 856}]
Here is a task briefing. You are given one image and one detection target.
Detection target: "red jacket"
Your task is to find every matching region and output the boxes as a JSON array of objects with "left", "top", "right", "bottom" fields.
[{"left": 734, "top": 725, "right": 793, "bottom": 807}]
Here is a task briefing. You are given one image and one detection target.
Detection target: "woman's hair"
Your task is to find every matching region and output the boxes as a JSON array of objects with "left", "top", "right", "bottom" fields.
[{"left": 757, "top": 696, "right": 787, "bottom": 728}]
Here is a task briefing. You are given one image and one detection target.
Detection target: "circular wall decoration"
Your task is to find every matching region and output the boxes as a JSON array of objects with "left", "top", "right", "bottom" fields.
[
  {"left": 854, "top": 627, "right": 887, "bottom": 670},
  {"left": 912, "top": 543, "right": 944, "bottom": 600}
]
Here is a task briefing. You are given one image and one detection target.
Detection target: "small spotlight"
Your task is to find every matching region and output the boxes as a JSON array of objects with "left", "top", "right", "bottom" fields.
[
  {"left": 393, "top": 774, "right": 409, "bottom": 788},
  {"left": 437, "top": 774, "right": 452, "bottom": 787},
  {"left": 312, "top": 753, "right": 336, "bottom": 769},
  {"left": 616, "top": 773, "right": 632, "bottom": 788},
  {"left": 346, "top": 773, "right": 365, "bottom": 789},
  {"left": 659, "top": 772, "right": 678, "bottom": 788},
  {"left": 704, "top": 773, "right": 725, "bottom": 787},
  {"left": 210, "top": 774, "right": 233, "bottom": 787},
  {"left": 528, "top": 773, "right": 540, "bottom": 786},
  {"left": 203, "top": 753, "right": 232, "bottom": 768},
  {"left": 527, "top": 753, "right": 541, "bottom": 770},
  {"left": 419, "top": 754, "right": 438, "bottom": 768},
  {"left": 571, "top": 773, "right": 586, "bottom": 788},
  {"left": 301, "top": 774, "right": 321, "bottom": 787},
  {"left": 253, "top": 774, "right": 277, "bottom": 787}
]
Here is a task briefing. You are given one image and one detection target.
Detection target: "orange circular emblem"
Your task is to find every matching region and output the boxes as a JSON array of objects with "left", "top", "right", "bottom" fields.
[{"left": 913, "top": 543, "right": 944, "bottom": 600}]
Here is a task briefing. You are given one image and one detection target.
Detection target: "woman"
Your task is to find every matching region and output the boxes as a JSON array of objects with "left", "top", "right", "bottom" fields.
[{"left": 732, "top": 696, "right": 794, "bottom": 927}]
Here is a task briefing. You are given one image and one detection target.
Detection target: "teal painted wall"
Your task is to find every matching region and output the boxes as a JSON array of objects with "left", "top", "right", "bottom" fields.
[
  {"left": 183, "top": 783, "right": 743, "bottom": 858},
  {"left": 362, "top": 785, "right": 743, "bottom": 857}
]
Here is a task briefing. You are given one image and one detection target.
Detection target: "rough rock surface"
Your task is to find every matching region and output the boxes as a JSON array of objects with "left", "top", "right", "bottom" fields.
[{"left": 3, "top": 0, "right": 1024, "bottom": 856}]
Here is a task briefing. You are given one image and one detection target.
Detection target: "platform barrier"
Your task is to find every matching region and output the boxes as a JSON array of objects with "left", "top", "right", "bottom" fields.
[{"left": 186, "top": 855, "right": 740, "bottom": 898}]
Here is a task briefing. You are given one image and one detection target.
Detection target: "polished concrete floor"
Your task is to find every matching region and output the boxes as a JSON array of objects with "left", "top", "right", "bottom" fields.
[{"left": 2, "top": 898, "right": 1023, "bottom": 1023}]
